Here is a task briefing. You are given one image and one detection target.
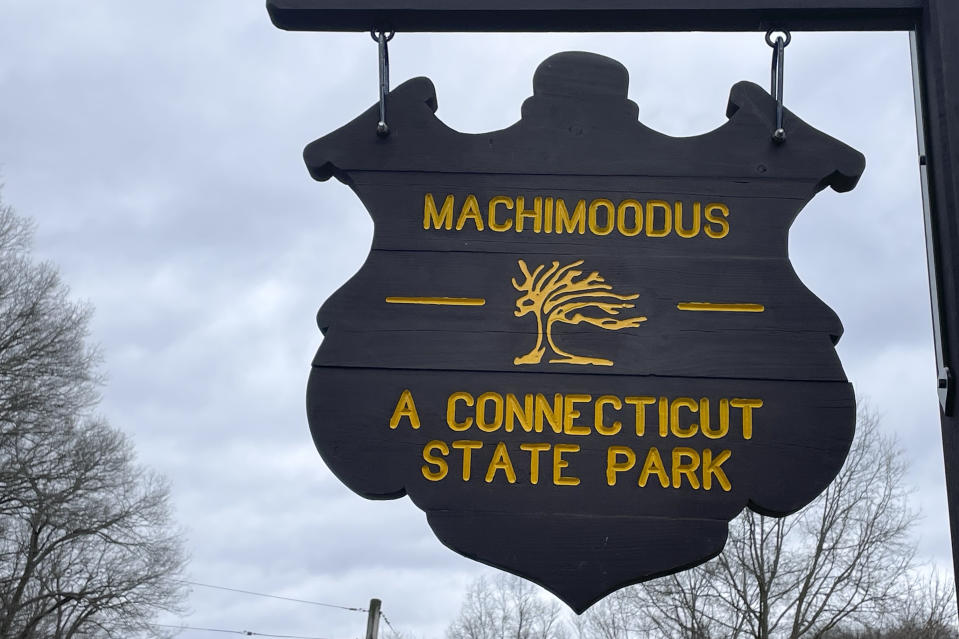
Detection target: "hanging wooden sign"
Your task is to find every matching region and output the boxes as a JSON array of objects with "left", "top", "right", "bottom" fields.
[{"left": 304, "top": 51, "right": 863, "bottom": 611}]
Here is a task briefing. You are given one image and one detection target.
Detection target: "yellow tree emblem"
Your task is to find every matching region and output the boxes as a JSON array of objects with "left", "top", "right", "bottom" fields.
[{"left": 512, "top": 259, "right": 647, "bottom": 366}]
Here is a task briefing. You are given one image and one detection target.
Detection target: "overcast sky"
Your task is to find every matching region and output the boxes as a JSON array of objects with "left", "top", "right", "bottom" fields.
[{"left": 0, "top": 2, "right": 945, "bottom": 638}]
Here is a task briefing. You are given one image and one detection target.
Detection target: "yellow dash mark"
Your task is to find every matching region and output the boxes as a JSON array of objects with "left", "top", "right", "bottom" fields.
[
  {"left": 386, "top": 297, "right": 486, "bottom": 307},
  {"left": 677, "top": 302, "right": 765, "bottom": 313}
]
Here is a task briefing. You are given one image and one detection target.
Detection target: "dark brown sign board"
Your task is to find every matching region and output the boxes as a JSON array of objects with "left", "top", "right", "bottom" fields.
[
  {"left": 305, "top": 51, "right": 862, "bottom": 610},
  {"left": 268, "top": 0, "right": 959, "bottom": 611}
]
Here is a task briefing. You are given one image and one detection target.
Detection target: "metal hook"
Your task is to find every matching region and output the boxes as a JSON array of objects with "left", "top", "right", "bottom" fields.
[
  {"left": 766, "top": 29, "right": 791, "bottom": 144},
  {"left": 371, "top": 29, "right": 394, "bottom": 137}
]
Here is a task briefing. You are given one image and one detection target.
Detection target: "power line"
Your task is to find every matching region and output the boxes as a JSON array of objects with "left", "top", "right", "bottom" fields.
[
  {"left": 151, "top": 622, "right": 335, "bottom": 639},
  {"left": 379, "top": 611, "right": 396, "bottom": 634},
  {"left": 176, "top": 580, "right": 368, "bottom": 612}
]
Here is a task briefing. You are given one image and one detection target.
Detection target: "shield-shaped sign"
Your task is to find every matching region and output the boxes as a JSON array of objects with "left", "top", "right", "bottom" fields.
[{"left": 304, "top": 51, "right": 863, "bottom": 611}]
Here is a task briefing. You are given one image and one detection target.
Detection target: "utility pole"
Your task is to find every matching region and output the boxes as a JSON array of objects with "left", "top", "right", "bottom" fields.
[{"left": 365, "top": 598, "right": 381, "bottom": 639}]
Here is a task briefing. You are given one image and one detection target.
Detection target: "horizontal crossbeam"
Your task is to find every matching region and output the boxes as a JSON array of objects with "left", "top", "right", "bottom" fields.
[{"left": 266, "top": 0, "right": 924, "bottom": 32}]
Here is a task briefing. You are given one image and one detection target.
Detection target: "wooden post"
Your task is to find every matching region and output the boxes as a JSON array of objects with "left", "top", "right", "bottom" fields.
[{"left": 365, "top": 598, "right": 382, "bottom": 639}]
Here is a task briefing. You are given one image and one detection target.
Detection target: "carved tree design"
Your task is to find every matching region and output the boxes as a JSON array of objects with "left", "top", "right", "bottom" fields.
[{"left": 512, "top": 259, "right": 647, "bottom": 366}]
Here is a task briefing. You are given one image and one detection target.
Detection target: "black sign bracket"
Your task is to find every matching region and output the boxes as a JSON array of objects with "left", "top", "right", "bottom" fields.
[
  {"left": 372, "top": 29, "right": 394, "bottom": 137},
  {"left": 766, "top": 29, "right": 791, "bottom": 143}
]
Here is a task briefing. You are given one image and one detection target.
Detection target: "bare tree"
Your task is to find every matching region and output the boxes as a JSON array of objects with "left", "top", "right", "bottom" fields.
[
  {"left": 447, "top": 574, "right": 568, "bottom": 639},
  {"left": 448, "top": 407, "right": 957, "bottom": 639},
  {"left": 570, "top": 590, "right": 637, "bottom": 639},
  {"left": 606, "top": 407, "right": 952, "bottom": 639},
  {"left": 0, "top": 199, "right": 99, "bottom": 430},
  {"left": 0, "top": 192, "right": 187, "bottom": 638},
  {"left": 822, "top": 571, "right": 959, "bottom": 639},
  {"left": 892, "top": 571, "right": 959, "bottom": 638}
]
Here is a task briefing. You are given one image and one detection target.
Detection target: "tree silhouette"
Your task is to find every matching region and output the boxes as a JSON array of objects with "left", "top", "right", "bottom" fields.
[
  {"left": 444, "top": 413, "right": 958, "bottom": 639},
  {"left": 0, "top": 192, "right": 186, "bottom": 639},
  {"left": 512, "top": 259, "right": 646, "bottom": 366}
]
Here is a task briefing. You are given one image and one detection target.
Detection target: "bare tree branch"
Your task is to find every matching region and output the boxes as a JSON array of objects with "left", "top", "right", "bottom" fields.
[{"left": 0, "top": 191, "right": 187, "bottom": 639}]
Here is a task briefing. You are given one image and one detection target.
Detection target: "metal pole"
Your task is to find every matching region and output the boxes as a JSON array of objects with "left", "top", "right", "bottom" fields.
[{"left": 911, "top": 0, "right": 959, "bottom": 594}]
